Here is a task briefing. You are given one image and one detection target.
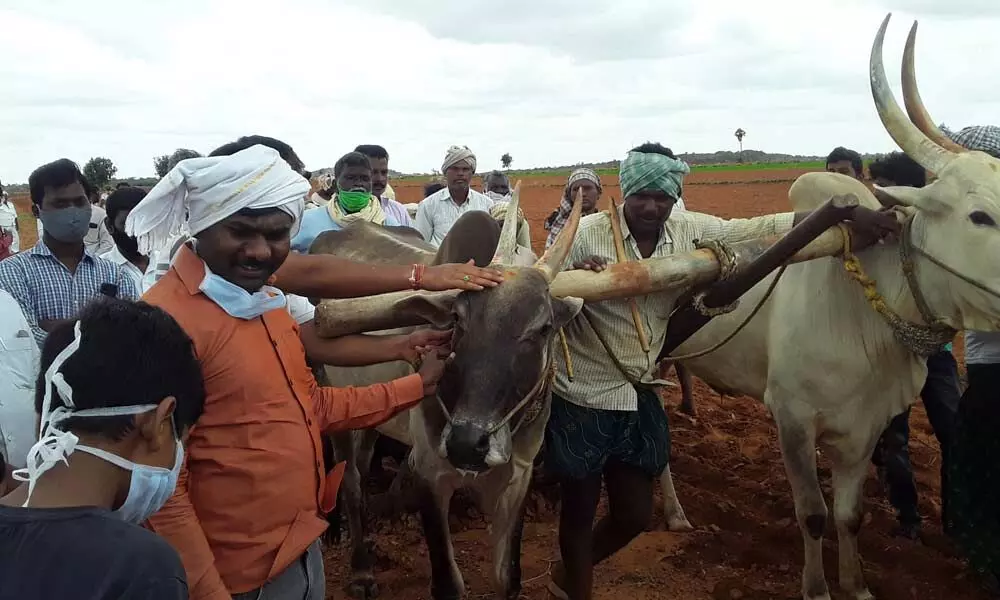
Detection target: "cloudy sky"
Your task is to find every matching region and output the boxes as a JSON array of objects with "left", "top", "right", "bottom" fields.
[{"left": 0, "top": 0, "right": 997, "bottom": 182}]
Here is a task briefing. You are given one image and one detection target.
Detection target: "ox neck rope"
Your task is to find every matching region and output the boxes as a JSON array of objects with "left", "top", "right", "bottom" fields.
[
  {"left": 839, "top": 215, "right": 958, "bottom": 356},
  {"left": 435, "top": 356, "right": 555, "bottom": 437}
]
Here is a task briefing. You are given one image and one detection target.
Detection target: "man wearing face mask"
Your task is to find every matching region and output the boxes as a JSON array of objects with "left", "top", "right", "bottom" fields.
[
  {"left": 0, "top": 159, "right": 139, "bottom": 346},
  {"left": 291, "top": 151, "right": 407, "bottom": 254},
  {"left": 101, "top": 186, "right": 149, "bottom": 292},
  {"left": 0, "top": 298, "right": 206, "bottom": 600},
  {"left": 128, "top": 144, "right": 448, "bottom": 600},
  {"left": 484, "top": 169, "right": 511, "bottom": 202}
]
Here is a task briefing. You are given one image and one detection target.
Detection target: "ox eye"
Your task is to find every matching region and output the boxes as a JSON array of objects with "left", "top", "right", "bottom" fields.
[{"left": 970, "top": 211, "right": 997, "bottom": 227}]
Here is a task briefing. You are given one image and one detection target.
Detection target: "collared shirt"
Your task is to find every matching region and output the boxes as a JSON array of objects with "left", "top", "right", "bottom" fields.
[
  {"left": 554, "top": 207, "right": 795, "bottom": 411},
  {"left": 0, "top": 290, "right": 40, "bottom": 469},
  {"left": 143, "top": 245, "right": 424, "bottom": 599},
  {"left": 100, "top": 245, "right": 145, "bottom": 292},
  {"left": 0, "top": 241, "right": 140, "bottom": 345},
  {"left": 414, "top": 187, "right": 495, "bottom": 247},
  {"left": 291, "top": 206, "right": 402, "bottom": 254},
  {"left": 380, "top": 195, "right": 413, "bottom": 228},
  {"left": 0, "top": 201, "right": 19, "bottom": 253}
]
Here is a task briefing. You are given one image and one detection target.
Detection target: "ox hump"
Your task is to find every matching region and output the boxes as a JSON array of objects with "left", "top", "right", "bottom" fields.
[{"left": 789, "top": 172, "right": 881, "bottom": 213}]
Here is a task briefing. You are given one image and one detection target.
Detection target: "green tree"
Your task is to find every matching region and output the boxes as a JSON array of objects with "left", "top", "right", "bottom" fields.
[
  {"left": 734, "top": 128, "right": 747, "bottom": 162},
  {"left": 501, "top": 153, "right": 513, "bottom": 170},
  {"left": 153, "top": 155, "right": 170, "bottom": 177},
  {"left": 83, "top": 157, "right": 117, "bottom": 189}
]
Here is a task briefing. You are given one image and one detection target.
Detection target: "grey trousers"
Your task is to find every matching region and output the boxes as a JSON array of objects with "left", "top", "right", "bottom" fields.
[{"left": 232, "top": 540, "right": 325, "bottom": 600}]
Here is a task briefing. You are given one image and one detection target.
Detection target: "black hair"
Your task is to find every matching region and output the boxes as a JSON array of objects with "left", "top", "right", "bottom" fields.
[
  {"left": 867, "top": 152, "right": 926, "bottom": 188},
  {"left": 115, "top": 182, "right": 130, "bottom": 189},
  {"left": 36, "top": 299, "right": 206, "bottom": 441},
  {"left": 334, "top": 152, "right": 372, "bottom": 178},
  {"left": 630, "top": 142, "right": 678, "bottom": 159},
  {"left": 209, "top": 135, "right": 305, "bottom": 175},
  {"left": 826, "top": 146, "right": 863, "bottom": 175},
  {"left": 424, "top": 181, "right": 446, "bottom": 198},
  {"left": 29, "top": 159, "right": 93, "bottom": 206},
  {"left": 354, "top": 145, "right": 389, "bottom": 160},
  {"left": 105, "top": 186, "right": 148, "bottom": 223},
  {"left": 166, "top": 148, "right": 203, "bottom": 172},
  {"left": 485, "top": 170, "right": 508, "bottom": 183}
]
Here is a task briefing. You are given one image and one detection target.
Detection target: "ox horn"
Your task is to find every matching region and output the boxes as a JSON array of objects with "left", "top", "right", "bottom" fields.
[
  {"left": 870, "top": 13, "right": 957, "bottom": 174},
  {"left": 494, "top": 180, "right": 522, "bottom": 264},
  {"left": 534, "top": 187, "right": 584, "bottom": 281},
  {"left": 901, "top": 21, "right": 967, "bottom": 154}
]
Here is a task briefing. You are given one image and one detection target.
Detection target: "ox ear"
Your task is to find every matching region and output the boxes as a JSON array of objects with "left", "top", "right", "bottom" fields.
[
  {"left": 552, "top": 296, "right": 584, "bottom": 331},
  {"left": 874, "top": 183, "right": 951, "bottom": 215},
  {"left": 394, "top": 293, "right": 457, "bottom": 329}
]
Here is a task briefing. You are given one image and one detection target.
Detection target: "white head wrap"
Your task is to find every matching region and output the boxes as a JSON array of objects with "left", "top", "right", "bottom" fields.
[
  {"left": 442, "top": 145, "right": 477, "bottom": 173},
  {"left": 126, "top": 145, "right": 310, "bottom": 256}
]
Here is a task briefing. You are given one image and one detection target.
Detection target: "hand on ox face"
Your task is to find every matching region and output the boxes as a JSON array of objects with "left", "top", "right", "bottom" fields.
[
  {"left": 400, "top": 329, "right": 452, "bottom": 365},
  {"left": 573, "top": 255, "right": 609, "bottom": 273},
  {"left": 423, "top": 259, "right": 504, "bottom": 291},
  {"left": 846, "top": 205, "right": 903, "bottom": 252},
  {"left": 417, "top": 349, "right": 451, "bottom": 396}
]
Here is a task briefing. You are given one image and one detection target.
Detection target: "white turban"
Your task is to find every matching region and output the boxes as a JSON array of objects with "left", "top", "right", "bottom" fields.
[
  {"left": 442, "top": 145, "right": 477, "bottom": 173},
  {"left": 126, "top": 144, "right": 310, "bottom": 256}
]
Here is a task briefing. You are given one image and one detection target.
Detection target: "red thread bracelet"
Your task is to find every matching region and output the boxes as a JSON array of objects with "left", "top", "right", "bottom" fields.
[{"left": 409, "top": 264, "right": 425, "bottom": 290}]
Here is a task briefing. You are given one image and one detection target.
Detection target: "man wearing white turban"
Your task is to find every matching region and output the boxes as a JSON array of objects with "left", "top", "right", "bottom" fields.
[
  {"left": 128, "top": 145, "right": 451, "bottom": 600},
  {"left": 415, "top": 145, "right": 496, "bottom": 247}
]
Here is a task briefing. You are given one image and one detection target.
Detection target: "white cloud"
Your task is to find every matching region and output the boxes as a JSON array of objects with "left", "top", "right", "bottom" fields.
[{"left": 0, "top": 0, "right": 997, "bottom": 182}]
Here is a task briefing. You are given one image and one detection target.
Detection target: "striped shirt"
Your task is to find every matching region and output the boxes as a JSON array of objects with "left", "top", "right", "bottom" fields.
[
  {"left": 554, "top": 207, "right": 795, "bottom": 411},
  {"left": 0, "top": 241, "right": 140, "bottom": 345},
  {"left": 414, "top": 187, "right": 495, "bottom": 247}
]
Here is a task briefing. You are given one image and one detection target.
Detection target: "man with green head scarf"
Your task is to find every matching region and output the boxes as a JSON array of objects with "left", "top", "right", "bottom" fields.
[{"left": 544, "top": 142, "right": 901, "bottom": 600}]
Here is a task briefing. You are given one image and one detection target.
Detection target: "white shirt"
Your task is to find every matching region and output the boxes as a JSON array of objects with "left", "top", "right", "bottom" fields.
[
  {"left": 414, "top": 187, "right": 495, "bottom": 247},
  {"left": 674, "top": 197, "right": 687, "bottom": 211},
  {"left": 0, "top": 201, "right": 19, "bottom": 253},
  {"left": 101, "top": 245, "right": 145, "bottom": 292},
  {"left": 84, "top": 204, "right": 115, "bottom": 256},
  {"left": 0, "top": 289, "right": 41, "bottom": 468}
]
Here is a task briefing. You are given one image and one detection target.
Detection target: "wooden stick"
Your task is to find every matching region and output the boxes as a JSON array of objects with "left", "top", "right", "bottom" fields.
[{"left": 607, "top": 197, "right": 651, "bottom": 352}]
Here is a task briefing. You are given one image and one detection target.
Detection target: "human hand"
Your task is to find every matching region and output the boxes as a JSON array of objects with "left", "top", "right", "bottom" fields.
[
  {"left": 847, "top": 205, "right": 903, "bottom": 251},
  {"left": 416, "top": 349, "right": 451, "bottom": 396},
  {"left": 399, "top": 329, "right": 452, "bottom": 365},
  {"left": 423, "top": 260, "right": 504, "bottom": 292},
  {"left": 572, "top": 255, "right": 609, "bottom": 273}
]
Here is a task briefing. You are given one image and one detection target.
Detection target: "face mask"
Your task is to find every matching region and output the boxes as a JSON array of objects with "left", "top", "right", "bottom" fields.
[
  {"left": 199, "top": 264, "right": 287, "bottom": 320},
  {"left": 39, "top": 206, "right": 92, "bottom": 243},
  {"left": 110, "top": 228, "right": 141, "bottom": 258},
  {"left": 487, "top": 191, "right": 511, "bottom": 203},
  {"left": 13, "top": 322, "right": 183, "bottom": 524},
  {"left": 337, "top": 189, "right": 372, "bottom": 213}
]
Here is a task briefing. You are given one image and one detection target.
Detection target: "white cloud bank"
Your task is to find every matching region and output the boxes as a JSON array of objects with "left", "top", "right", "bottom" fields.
[{"left": 0, "top": 0, "right": 997, "bottom": 181}]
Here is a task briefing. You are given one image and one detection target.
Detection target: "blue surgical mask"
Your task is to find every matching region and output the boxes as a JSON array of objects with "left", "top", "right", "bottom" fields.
[
  {"left": 199, "top": 265, "right": 287, "bottom": 320},
  {"left": 39, "top": 206, "right": 92, "bottom": 243},
  {"left": 13, "top": 321, "right": 184, "bottom": 524}
]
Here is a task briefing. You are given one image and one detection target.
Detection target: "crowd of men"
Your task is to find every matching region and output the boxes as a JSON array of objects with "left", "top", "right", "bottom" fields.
[{"left": 0, "top": 127, "right": 997, "bottom": 600}]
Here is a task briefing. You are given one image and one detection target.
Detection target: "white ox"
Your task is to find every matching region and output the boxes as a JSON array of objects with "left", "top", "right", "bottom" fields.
[{"left": 657, "top": 14, "right": 1000, "bottom": 600}]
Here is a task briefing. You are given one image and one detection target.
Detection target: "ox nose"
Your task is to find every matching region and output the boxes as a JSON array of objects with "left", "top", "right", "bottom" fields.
[{"left": 445, "top": 423, "right": 491, "bottom": 471}]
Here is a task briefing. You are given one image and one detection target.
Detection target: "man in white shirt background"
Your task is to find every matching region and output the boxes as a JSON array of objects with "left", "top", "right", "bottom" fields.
[
  {"left": 0, "top": 288, "right": 40, "bottom": 492},
  {"left": 100, "top": 186, "right": 149, "bottom": 292},
  {"left": 415, "top": 145, "right": 495, "bottom": 247}
]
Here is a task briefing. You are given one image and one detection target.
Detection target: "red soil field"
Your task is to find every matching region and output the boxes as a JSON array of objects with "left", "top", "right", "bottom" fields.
[{"left": 8, "top": 169, "right": 982, "bottom": 599}]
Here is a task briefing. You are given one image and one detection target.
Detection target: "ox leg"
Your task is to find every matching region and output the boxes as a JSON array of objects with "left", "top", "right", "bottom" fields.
[
  {"left": 338, "top": 431, "right": 379, "bottom": 600},
  {"left": 489, "top": 468, "right": 531, "bottom": 599},
  {"left": 831, "top": 451, "right": 876, "bottom": 600},
  {"left": 416, "top": 477, "right": 464, "bottom": 600},
  {"left": 659, "top": 463, "right": 694, "bottom": 531},
  {"left": 675, "top": 363, "right": 696, "bottom": 416},
  {"left": 774, "top": 405, "right": 830, "bottom": 600}
]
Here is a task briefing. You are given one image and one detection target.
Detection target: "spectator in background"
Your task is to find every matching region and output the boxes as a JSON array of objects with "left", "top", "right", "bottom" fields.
[
  {"left": 826, "top": 146, "right": 864, "bottom": 180},
  {"left": 0, "top": 299, "right": 204, "bottom": 600},
  {"left": 866, "top": 151, "right": 960, "bottom": 539},
  {"left": 484, "top": 170, "right": 511, "bottom": 202},
  {"left": 82, "top": 188, "right": 114, "bottom": 256},
  {"left": 0, "top": 180, "right": 19, "bottom": 257},
  {"left": 0, "top": 159, "right": 139, "bottom": 346},
  {"left": 415, "top": 145, "right": 494, "bottom": 246},
  {"left": 544, "top": 167, "right": 604, "bottom": 248},
  {"left": 0, "top": 289, "right": 40, "bottom": 480},
  {"left": 101, "top": 187, "right": 149, "bottom": 292},
  {"left": 423, "top": 180, "right": 446, "bottom": 198},
  {"left": 354, "top": 145, "right": 413, "bottom": 228}
]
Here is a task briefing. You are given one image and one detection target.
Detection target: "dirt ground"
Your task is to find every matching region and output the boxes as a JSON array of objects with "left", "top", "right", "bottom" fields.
[{"left": 9, "top": 168, "right": 984, "bottom": 599}]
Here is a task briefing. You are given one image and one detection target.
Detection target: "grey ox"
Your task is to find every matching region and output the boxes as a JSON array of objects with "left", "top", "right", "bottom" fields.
[{"left": 656, "top": 14, "right": 1000, "bottom": 600}]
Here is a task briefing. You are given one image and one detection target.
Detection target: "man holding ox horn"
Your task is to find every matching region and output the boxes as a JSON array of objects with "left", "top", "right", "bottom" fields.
[{"left": 544, "top": 142, "right": 901, "bottom": 600}]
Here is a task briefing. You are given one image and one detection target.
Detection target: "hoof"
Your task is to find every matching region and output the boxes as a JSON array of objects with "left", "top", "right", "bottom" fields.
[
  {"left": 346, "top": 577, "right": 379, "bottom": 599},
  {"left": 667, "top": 516, "right": 694, "bottom": 532}
]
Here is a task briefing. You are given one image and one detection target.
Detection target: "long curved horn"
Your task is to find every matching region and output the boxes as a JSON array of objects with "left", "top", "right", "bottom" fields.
[
  {"left": 870, "top": 13, "right": 957, "bottom": 174},
  {"left": 494, "top": 180, "right": 522, "bottom": 264},
  {"left": 901, "top": 21, "right": 967, "bottom": 154},
  {"left": 534, "top": 187, "right": 583, "bottom": 281}
]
